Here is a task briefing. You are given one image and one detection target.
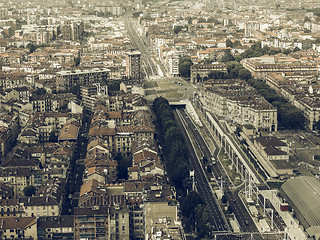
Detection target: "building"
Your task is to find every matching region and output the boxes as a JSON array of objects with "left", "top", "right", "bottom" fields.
[
  {"left": 203, "top": 79, "right": 277, "bottom": 132},
  {"left": 80, "top": 83, "right": 108, "bottom": 112},
  {"left": 74, "top": 206, "right": 129, "bottom": 240},
  {"left": 37, "top": 215, "right": 74, "bottom": 239},
  {"left": 126, "top": 51, "right": 141, "bottom": 81},
  {"left": 0, "top": 168, "right": 34, "bottom": 197},
  {"left": 30, "top": 93, "right": 76, "bottom": 112},
  {"left": 279, "top": 176, "right": 320, "bottom": 238},
  {"left": 0, "top": 217, "right": 37, "bottom": 239},
  {"left": 56, "top": 68, "right": 110, "bottom": 91},
  {"left": 241, "top": 56, "right": 318, "bottom": 80},
  {"left": 74, "top": 206, "right": 110, "bottom": 240},
  {"left": 60, "top": 20, "right": 84, "bottom": 41}
]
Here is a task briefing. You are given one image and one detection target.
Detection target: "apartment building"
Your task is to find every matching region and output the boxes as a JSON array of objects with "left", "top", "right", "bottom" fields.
[
  {"left": 203, "top": 79, "right": 277, "bottom": 132},
  {"left": 241, "top": 56, "right": 318, "bottom": 80},
  {"left": 126, "top": 51, "right": 141, "bottom": 81},
  {"left": 80, "top": 83, "right": 108, "bottom": 112},
  {"left": 0, "top": 217, "right": 37, "bottom": 239},
  {"left": 74, "top": 206, "right": 110, "bottom": 240},
  {"left": 30, "top": 93, "right": 76, "bottom": 112},
  {"left": 56, "top": 68, "right": 110, "bottom": 91}
]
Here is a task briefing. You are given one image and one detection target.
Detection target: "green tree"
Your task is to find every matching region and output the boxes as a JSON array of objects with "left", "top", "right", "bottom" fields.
[
  {"left": 133, "top": 11, "right": 143, "bottom": 18},
  {"left": 221, "top": 49, "right": 235, "bottom": 62},
  {"left": 108, "top": 80, "right": 121, "bottom": 92},
  {"left": 26, "top": 43, "right": 37, "bottom": 53},
  {"left": 33, "top": 87, "right": 47, "bottom": 95},
  {"left": 181, "top": 191, "right": 204, "bottom": 218},
  {"left": 238, "top": 69, "right": 252, "bottom": 80},
  {"left": 314, "top": 120, "right": 320, "bottom": 132},
  {"left": 23, "top": 185, "right": 36, "bottom": 197},
  {"left": 69, "top": 84, "right": 81, "bottom": 98},
  {"left": 115, "top": 153, "right": 132, "bottom": 180},
  {"left": 49, "top": 132, "right": 58, "bottom": 142},
  {"left": 179, "top": 57, "right": 193, "bottom": 78},
  {"left": 226, "top": 39, "right": 233, "bottom": 48},
  {"left": 173, "top": 25, "right": 183, "bottom": 34},
  {"left": 74, "top": 57, "right": 80, "bottom": 66}
]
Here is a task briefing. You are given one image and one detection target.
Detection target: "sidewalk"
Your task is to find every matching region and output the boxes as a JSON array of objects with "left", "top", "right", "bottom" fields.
[{"left": 260, "top": 190, "right": 307, "bottom": 240}]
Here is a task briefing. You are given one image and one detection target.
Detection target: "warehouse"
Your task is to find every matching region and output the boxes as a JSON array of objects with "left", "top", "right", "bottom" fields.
[{"left": 279, "top": 176, "right": 320, "bottom": 238}]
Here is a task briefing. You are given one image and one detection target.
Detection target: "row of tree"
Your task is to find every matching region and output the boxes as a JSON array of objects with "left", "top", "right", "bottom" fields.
[
  {"left": 153, "top": 97, "right": 212, "bottom": 239},
  {"left": 153, "top": 97, "right": 190, "bottom": 189},
  {"left": 222, "top": 42, "right": 301, "bottom": 63}
]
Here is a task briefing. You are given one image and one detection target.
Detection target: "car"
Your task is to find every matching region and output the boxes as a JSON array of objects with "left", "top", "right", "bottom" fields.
[{"left": 245, "top": 220, "right": 249, "bottom": 225}]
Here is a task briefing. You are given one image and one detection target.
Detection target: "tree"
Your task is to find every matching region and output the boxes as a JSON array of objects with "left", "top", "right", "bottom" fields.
[
  {"left": 226, "top": 39, "right": 233, "bottom": 48},
  {"left": 49, "top": 132, "right": 58, "bottom": 142},
  {"left": 74, "top": 57, "right": 80, "bottom": 66},
  {"left": 173, "top": 25, "right": 183, "bottom": 34},
  {"left": 115, "top": 153, "right": 132, "bottom": 180},
  {"left": 23, "top": 185, "right": 36, "bottom": 197},
  {"left": 221, "top": 49, "right": 235, "bottom": 62},
  {"left": 33, "top": 87, "right": 47, "bottom": 95},
  {"left": 179, "top": 57, "right": 193, "bottom": 78},
  {"left": 133, "top": 11, "right": 143, "bottom": 18},
  {"left": 314, "top": 120, "right": 320, "bottom": 132},
  {"left": 238, "top": 69, "right": 252, "bottom": 80},
  {"left": 108, "top": 80, "right": 121, "bottom": 92},
  {"left": 181, "top": 191, "right": 204, "bottom": 218},
  {"left": 26, "top": 43, "right": 37, "bottom": 53},
  {"left": 69, "top": 84, "right": 81, "bottom": 98}
]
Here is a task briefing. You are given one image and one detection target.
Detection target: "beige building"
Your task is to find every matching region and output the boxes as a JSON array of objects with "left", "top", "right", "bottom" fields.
[
  {"left": 0, "top": 217, "right": 37, "bottom": 239},
  {"left": 74, "top": 205, "right": 129, "bottom": 240},
  {"left": 203, "top": 79, "right": 277, "bottom": 132},
  {"left": 0, "top": 168, "right": 34, "bottom": 197},
  {"left": 241, "top": 55, "right": 318, "bottom": 80},
  {"left": 126, "top": 51, "right": 141, "bottom": 81},
  {"left": 56, "top": 68, "right": 110, "bottom": 91}
]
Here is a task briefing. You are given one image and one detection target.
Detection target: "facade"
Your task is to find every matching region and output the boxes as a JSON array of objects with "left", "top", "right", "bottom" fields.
[
  {"left": 203, "top": 79, "right": 277, "bottom": 132},
  {"left": 0, "top": 217, "right": 37, "bottom": 239},
  {"left": 56, "top": 68, "right": 110, "bottom": 91},
  {"left": 61, "top": 20, "right": 84, "bottom": 41},
  {"left": 126, "top": 51, "right": 141, "bottom": 81},
  {"left": 167, "top": 54, "right": 179, "bottom": 76},
  {"left": 241, "top": 56, "right": 318, "bottom": 80},
  {"left": 74, "top": 206, "right": 129, "bottom": 240},
  {"left": 74, "top": 206, "right": 110, "bottom": 240},
  {"left": 37, "top": 215, "right": 74, "bottom": 239},
  {"left": 30, "top": 93, "right": 76, "bottom": 112},
  {"left": 81, "top": 83, "right": 108, "bottom": 112},
  {"left": 0, "top": 168, "right": 34, "bottom": 197},
  {"left": 254, "top": 136, "right": 289, "bottom": 161}
]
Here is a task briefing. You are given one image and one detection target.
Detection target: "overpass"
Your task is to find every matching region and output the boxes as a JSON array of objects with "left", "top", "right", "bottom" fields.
[{"left": 168, "top": 100, "right": 188, "bottom": 108}]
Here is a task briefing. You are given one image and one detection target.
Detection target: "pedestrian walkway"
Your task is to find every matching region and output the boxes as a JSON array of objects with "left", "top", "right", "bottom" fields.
[{"left": 260, "top": 190, "right": 307, "bottom": 240}]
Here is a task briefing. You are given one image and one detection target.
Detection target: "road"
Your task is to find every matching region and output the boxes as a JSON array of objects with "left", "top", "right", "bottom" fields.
[
  {"left": 175, "top": 109, "right": 229, "bottom": 232},
  {"left": 125, "top": 19, "right": 160, "bottom": 78},
  {"left": 175, "top": 108, "right": 287, "bottom": 239},
  {"left": 177, "top": 108, "right": 259, "bottom": 233}
]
